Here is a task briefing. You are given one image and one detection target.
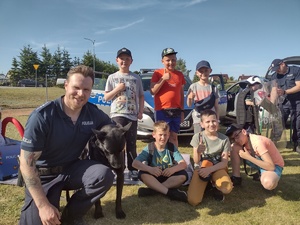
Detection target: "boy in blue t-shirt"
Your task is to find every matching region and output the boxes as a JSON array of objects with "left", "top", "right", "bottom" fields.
[{"left": 132, "top": 121, "right": 188, "bottom": 202}]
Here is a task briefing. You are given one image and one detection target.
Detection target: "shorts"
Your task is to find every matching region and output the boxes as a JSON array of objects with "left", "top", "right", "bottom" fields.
[
  {"left": 138, "top": 169, "right": 188, "bottom": 184},
  {"left": 155, "top": 110, "right": 181, "bottom": 133},
  {"left": 245, "top": 159, "right": 283, "bottom": 177}
]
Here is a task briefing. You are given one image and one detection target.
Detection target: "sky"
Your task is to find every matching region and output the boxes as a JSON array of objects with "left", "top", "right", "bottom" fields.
[{"left": 0, "top": 0, "right": 300, "bottom": 79}]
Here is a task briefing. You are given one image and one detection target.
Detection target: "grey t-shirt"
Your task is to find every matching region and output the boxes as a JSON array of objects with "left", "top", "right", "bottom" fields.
[
  {"left": 190, "top": 131, "right": 231, "bottom": 157},
  {"left": 105, "top": 71, "right": 143, "bottom": 121}
]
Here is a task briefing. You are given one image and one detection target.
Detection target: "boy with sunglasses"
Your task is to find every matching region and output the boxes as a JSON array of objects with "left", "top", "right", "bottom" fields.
[{"left": 225, "top": 123, "right": 284, "bottom": 189}]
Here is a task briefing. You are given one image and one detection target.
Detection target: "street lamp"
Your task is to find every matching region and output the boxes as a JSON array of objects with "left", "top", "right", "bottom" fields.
[{"left": 84, "top": 37, "right": 95, "bottom": 73}]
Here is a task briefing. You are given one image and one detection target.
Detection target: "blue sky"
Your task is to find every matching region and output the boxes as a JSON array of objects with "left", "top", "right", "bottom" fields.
[{"left": 0, "top": 0, "right": 299, "bottom": 79}]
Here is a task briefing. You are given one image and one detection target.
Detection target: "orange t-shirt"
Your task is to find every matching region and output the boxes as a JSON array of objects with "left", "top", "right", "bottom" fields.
[
  {"left": 151, "top": 69, "right": 186, "bottom": 110},
  {"left": 249, "top": 134, "right": 284, "bottom": 168}
]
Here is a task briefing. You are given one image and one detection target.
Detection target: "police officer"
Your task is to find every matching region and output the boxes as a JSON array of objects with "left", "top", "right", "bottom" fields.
[{"left": 269, "top": 59, "right": 300, "bottom": 153}]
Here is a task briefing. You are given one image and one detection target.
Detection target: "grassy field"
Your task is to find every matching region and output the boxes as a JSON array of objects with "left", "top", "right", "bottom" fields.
[{"left": 0, "top": 87, "right": 300, "bottom": 225}]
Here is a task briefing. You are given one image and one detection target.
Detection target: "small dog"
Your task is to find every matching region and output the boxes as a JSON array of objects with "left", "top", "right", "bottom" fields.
[{"left": 80, "top": 122, "right": 131, "bottom": 219}]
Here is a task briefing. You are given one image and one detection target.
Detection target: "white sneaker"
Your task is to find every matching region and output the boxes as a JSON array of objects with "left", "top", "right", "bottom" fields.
[{"left": 129, "top": 170, "right": 139, "bottom": 181}]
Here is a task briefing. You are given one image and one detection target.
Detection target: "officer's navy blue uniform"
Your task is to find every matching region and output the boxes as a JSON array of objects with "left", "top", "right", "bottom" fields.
[
  {"left": 19, "top": 97, "right": 114, "bottom": 225},
  {"left": 271, "top": 66, "right": 300, "bottom": 145}
]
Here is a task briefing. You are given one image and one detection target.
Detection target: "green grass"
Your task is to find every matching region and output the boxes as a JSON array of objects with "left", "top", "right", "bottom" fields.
[
  {"left": 0, "top": 87, "right": 65, "bottom": 109},
  {"left": 1, "top": 88, "right": 300, "bottom": 225}
]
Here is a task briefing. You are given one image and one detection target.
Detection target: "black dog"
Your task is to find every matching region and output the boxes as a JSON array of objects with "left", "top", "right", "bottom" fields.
[{"left": 80, "top": 122, "right": 131, "bottom": 219}]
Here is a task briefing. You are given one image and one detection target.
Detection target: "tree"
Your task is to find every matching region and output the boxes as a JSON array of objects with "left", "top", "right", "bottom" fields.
[
  {"left": 51, "top": 46, "right": 63, "bottom": 78},
  {"left": 175, "top": 58, "right": 188, "bottom": 75},
  {"left": 82, "top": 51, "right": 94, "bottom": 70},
  {"left": 61, "top": 49, "right": 73, "bottom": 77},
  {"left": 192, "top": 72, "right": 199, "bottom": 83},
  {"left": 40, "top": 45, "right": 53, "bottom": 79},
  {"left": 8, "top": 57, "right": 21, "bottom": 85},
  {"left": 18, "top": 45, "right": 40, "bottom": 80}
]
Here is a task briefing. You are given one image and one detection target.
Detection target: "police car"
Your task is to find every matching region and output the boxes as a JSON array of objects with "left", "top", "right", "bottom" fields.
[{"left": 88, "top": 70, "right": 227, "bottom": 138}]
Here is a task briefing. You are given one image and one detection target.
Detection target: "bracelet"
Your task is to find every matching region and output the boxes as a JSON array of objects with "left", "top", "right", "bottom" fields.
[{"left": 284, "top": 90, "right": 286, "bottom": 95}]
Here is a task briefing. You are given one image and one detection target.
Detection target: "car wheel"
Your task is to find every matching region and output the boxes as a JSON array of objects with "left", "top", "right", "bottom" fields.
[{"left": 21, "top": 84, "right": 26, "bottom": 87}]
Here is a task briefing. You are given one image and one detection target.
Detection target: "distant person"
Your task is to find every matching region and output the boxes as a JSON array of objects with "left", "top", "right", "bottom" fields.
[
  {"left": 269, "top": 59, "right": 300, "bottom": 153},
  {"left": 226, "top": 123, "right": 284, "bottom": 189},
  {"left": 104, "top": 47, "right": 144, "bottom": 180},
  {"left": 150, "top": 48, "right": 185, "bottom": 147},
  {"left": 187, "top": 109, "right": 232, "bottom": 206},
  {"left": 186, "top": 60, "right": 219, "bottom": 133},
  {"left": 132, "top": 121, "right": 188, "bottom": 202},
  {"left": 235, "top": 76, "right": 262, "bottom": 135},
  {"left": 19, "top": 65, "right": 114, "bottom": 225}
]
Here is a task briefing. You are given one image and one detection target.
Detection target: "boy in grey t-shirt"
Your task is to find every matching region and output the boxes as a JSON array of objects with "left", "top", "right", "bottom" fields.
[
  {"left": 187, "top": 109, "right": 233, "bottom": 206},
  {"left": 104, "top": 47, "right": 144, "bottom": 180}
]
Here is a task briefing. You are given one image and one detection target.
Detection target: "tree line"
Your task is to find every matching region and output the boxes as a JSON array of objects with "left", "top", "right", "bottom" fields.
[
  {"left": 6, "top": 44, "right": 200, "bottom": 86},
  {"left": 7, "top": 45, "right": 119, "bottom": 86}
]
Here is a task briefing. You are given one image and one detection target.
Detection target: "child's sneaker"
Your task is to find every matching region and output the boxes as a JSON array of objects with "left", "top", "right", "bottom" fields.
[
  {"left": 129, "top": 170, "right": 139, "bottom": 181},
  {"left": 138, "top": 187, "right": 158, "bottom": 197},
  {"left": 167, "top": 189, "right": 187, "bottom": 202},
  {"left": 212, "top": 187, "right": 225, "bottom": 202},
  {"left": 230, "top": 176, "right": 242, "bottom": 186}
]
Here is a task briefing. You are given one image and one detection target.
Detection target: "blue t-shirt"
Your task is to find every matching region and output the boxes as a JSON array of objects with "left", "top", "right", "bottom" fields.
[
  {"left": 21, "top": 96, "right": 112, "bottom": 167},
  {"left": 271, "top": 66, "right": 300, "bottom": 101},
  {"left": 135, "top": 143, "right": 184, "bottom": 170}
]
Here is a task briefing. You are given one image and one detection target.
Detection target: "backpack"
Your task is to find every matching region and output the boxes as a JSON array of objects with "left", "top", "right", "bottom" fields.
[
  {"left": 194, "top": 85, "right": 216, "bottom": 113},
  {"left": 147, "top": 142, "right": 176, "bottom": 166},
  {"left": 236, "top": 87, "right": 260, "bottom": 135}
]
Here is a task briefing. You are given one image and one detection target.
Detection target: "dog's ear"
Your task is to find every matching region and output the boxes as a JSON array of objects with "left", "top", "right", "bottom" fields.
[
  {"left": 115, "top": 123, "right": 123, "bottom": 129},
  {"left": 121, "top": 122, "right": 132, "bottom": 134}
]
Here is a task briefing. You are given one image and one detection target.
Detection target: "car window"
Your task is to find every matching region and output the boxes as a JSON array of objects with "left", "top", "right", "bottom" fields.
[
  {"left": 92, "top": 73, "right": 109, "bottom": 91},
  {"left": 93, "top": 78, "right": 107, "bottom": 90},
  {"left": 228, "top": 84, "right": 241, "bottom": 94}
]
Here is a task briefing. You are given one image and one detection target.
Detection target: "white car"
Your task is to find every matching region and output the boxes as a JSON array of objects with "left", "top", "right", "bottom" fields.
[{"left": 88, "top": 71, "right": 228, "bottom": 138}]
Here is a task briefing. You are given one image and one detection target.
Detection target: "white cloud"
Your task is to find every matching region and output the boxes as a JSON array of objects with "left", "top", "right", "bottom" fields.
[
  {"left": 181, "top": 0, "right": 208, "bottom": 7},
  {"left": 110, "top": 18, "right": 144, "bottom": 31}
]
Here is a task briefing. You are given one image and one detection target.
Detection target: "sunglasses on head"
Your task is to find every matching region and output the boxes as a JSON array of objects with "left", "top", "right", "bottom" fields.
[{"left": 230, "top": 130, "right": 242, "bottom": 143}]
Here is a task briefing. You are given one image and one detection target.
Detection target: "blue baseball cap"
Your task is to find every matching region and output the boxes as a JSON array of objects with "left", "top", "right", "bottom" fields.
[
  {"left": 117, "top": 47, "right": 132, "bottom": 58},
  {"left": 196, "top": 60, "right": 211, "bottom": 71},
  {"left": 269, "top": 59, "right": 283, "bottom": 72},
  {"left": 225, "top": 123, "right": 243, "bottom": 136}
]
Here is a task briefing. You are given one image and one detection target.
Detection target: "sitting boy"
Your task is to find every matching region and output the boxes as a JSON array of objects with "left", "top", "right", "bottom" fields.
[
  {"left": 132, "top": 121, "right": 188, "bottom": 202},
  {"left": 187, "top": 109, "right": 233, "bottom": 206},
  {"left": 225, "top": 123, "right": 284, "bottom": 190}
]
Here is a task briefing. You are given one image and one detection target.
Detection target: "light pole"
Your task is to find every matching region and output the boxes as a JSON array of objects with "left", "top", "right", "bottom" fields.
[{"left": 84, "top": 37, "right": 95, "bottom": 72}]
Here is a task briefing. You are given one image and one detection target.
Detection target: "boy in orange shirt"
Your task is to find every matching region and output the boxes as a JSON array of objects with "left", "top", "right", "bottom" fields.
[{"left": 150, "top": 48, "right": 185, "bottom": 147}]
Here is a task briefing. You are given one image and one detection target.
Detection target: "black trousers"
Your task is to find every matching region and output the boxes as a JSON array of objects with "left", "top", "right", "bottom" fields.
[
  {"left": 281, "top": 100, "right": 300, "bottom": 144},
  {"left": 19, "top": 160, "right": 114, "bottom": 225}
]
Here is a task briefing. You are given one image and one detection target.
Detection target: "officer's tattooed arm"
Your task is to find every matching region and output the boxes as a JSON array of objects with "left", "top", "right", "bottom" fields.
[{"left": 19, "top": 149, "right": 50, "bottom": 208}]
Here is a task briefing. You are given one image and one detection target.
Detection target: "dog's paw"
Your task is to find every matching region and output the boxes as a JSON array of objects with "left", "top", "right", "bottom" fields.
[
  {"left": 116, "top": 210, "right": 126, "bottom": 219},
  {"left": 94, "top": 210, "right": 104, "bottom": 219}
]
